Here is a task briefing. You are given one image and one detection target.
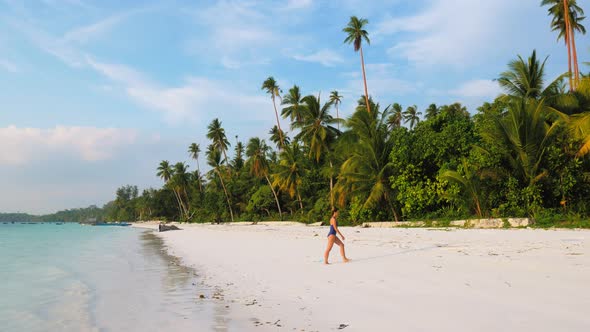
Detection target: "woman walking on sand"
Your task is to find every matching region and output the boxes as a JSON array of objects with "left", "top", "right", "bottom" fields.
[{"left": 324, "top": 208, "right": 350, "bottom": 264}]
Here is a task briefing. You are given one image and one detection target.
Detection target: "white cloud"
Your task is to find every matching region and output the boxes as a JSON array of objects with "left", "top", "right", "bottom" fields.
[
  {"left": 284, "top": 0, "right": 314, "bottom": 10},
  {"left": 86, "top": 58, "right": 275, "bottom": 125},
  {"left": 450, "top": 79, "right": 501, "bottom": 99},
  {"left": 378, "top": 0, "right": 531, "bottom": 67},
  {"left": 292, "top": 49, "right": 344, "bottom": 67},
  {"left": 0, "top": 125, "right": 137, "bottom": 165},
  {"left": 187, "top": 1, "right": 276, "bottom": 61},
  {"left": 62, "top": 13, "right": 126, "bottom": 44}
]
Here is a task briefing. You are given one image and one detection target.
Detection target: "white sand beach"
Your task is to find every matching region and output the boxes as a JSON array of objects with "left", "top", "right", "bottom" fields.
[{"left": 134, "top": 223, "right": 590, "bottom": 331}]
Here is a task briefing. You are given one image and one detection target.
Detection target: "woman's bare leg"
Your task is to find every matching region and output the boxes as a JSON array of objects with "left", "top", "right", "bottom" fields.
[
  {"left": 334, "top": 237, "right": 350, "bottom": 262},
  {"left": 324, "top": 235, "right": 336, "bottom": 264}
]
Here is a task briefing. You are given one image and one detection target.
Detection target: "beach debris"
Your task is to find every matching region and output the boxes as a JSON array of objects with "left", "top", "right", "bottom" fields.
[
  {"left": 245, "top": 299, "right": 258, "bottom": 306},
  {"left": 212, "top": 290, "right": 224, "bottom": 300},
  {"left": 158, "top": 224, "right": 180, "bottom": 232},
  {"left": 337, "top": 323, "right": 349, "bottom": 329},
  {"left": 199, "top": 294, "right": 206, "bottom": 299}
]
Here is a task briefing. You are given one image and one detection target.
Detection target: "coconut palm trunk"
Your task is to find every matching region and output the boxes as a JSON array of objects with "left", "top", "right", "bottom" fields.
[
  {"left": 216, "top": 169, "right": 234, "bottom": 222},
  {"left": 571, "top": 24, "right": 580, "bottom": 87},
  {"left": 272, "top": 95, "right": 285, "bottom": 149},
  {"left": 384, "top": 191, "right": 399, "bottom": 222},
  {"left": 360, "top": 46, "right": 371, "bottom": 114},
  {"left": 564, "top": 0, "right": 574, "bottom": 90},
  {"left": 265, "top": 175, "right": 283, "bottom": 219},
  {"left": 177, "top": 188, "right": 189, "bottom": 220},
  {"left": 296, "top": 190, "right": 304, "bottom": 211},
  {"left": 173, "top": 189, "right": 187, "bottom": 220}
]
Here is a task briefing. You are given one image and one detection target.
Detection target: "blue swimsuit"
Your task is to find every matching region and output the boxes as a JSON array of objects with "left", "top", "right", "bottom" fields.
[{"left": 327, "top": 221, "right": 337, "bottom": 237}]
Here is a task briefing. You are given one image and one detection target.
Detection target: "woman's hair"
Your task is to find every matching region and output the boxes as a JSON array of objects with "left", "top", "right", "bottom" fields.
[{"left": 331, "top": 208, "right": 339, "bottom": 215}]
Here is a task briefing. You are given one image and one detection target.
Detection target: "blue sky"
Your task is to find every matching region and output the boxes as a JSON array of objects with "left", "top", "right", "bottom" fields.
[{"left": 1, "top": 0, "right": 588, "bottom": 214}]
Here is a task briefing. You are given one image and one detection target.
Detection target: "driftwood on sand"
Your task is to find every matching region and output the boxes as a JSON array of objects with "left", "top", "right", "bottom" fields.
[{"left": 158, "top": 224, "right": 180, "bottom": 232}]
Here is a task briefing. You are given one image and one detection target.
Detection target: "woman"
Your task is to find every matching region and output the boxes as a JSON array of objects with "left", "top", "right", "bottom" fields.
[{"left": 324, "top": 208, "right": 350, "bottom": 264}]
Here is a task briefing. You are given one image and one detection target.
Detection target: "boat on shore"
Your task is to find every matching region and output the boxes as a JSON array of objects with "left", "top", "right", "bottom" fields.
[{"left": 79, "top": 220, "right": 131, "bottom": 227}]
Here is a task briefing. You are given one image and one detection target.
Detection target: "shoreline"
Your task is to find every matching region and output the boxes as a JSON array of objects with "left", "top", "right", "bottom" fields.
[{"left": 134, "top": 222, "right": 590, "bottom": 331}]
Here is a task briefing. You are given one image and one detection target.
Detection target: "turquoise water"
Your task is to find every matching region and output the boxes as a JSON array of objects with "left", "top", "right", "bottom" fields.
[{"left": 0, "top": 223, "right": 228, "bottom": 332}]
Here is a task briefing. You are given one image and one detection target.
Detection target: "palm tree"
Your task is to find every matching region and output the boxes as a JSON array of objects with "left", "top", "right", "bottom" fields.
[
  {"left": 282, "top": 85, "right": 307, "bottom": 126},
  {"left": 570, "top": 111, "right": 590, "bottom": 156},
  {"left": 403, "top": 105, "right": 421, "bottom": 130},
  {"left": 554, "top": 76, "right": 590, "bottom": 157},
  {"left": 343, "top": 16, "right": 371, "bottom": 113},
  {"left": 497, "top": 50, "right": 564, "bottom": 100},
  {"left": 294, "top": 94, "right": 339, "bottom": 162},
  {"left": 157, "top": 160, "right": 184, "bottom": 219},
  {"left": 295, "top": 94, "right": 340, "bottom": 208},
  {"left": 206, "top": 144, "right": 234, "bottom": 222},
  {"left": 570, "top": 77, "right": 590, "bottom": 156},
  {"left": 425, "top": 104, "right": 439, "bottom": 120},
  {"left": 172, "top": 162, "right": 191, "bottom": 219},
  {"left": 387, "top": 103, "right": 403, "bottom": 130},
  {"left": 232, "top": 141, "right": 245, "bottom": 171},
  {"left": 268, "top": 125, "right": 290, "bottom": 151},
  {"left": 483, "top": 99, "right": 560, "bottom": 187},
  {"left": 329, "top": 91, "right": 343, "bottom": 130},
  {"left": 188, "top": 143, "right": 203, "bottom": 192},
  {"left": 207, "top": 118, "right": 231, "bottom": 164},
  {"left": 262, "top": 76, "right": 285, "bottom": 147},
  {"left": 541, "top": 0, "right": 586, "bottom": 90},
  {"left": 441, "top": 159, "right": 485, "bottom": 218},
  {"left": 156, "top": 160, "right": 173, "bottom": 182},
  {"left": 335, "top": 98, "right": 400, "bottom": 221},
  {"left": 273, "top": 142, "right": 305, "bottom": 211},
  {"left": 246, "top": 137, "right": 282, "bottom": 219}
]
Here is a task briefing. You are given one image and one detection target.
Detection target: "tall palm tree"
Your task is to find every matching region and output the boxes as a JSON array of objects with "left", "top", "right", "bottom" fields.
[
  {"left": 206, "top": 144, "right": 234, "bottom": 222},
  {"left": 335, "top": 98, "right": 400, "bottom": 221},
  {"left": 157, "top": 160, "right": 184, "bottom": 219},
  {"left": 262, "top": 76, "right": 285, "bottom": 147},
  {"left": 268, "top": 125, "right": 290, "bottom": 151},
  {"left": 156, "top": 160, "right": 173, "bottom": 183},
  {"left": 207, "top": 118, "right": 231, "bottom": 165},
  {"left": 188, "top": 143, "right": 203, "bottom": 192},
  {"left": 329, "top": 91, "right": 343, "bottom": 130},
  {"left": 343, "top": 16, "right": 371, "bottom": 113},
  {"left": 425, "top": 103, "right": 439, "bottom": 120},
  {"left": 295, "top": 94, "right": 340, "bottom": 208},
  {"left": 232, "top": 141, "right": 245, "bottom": 171},
  {"left": 294, "top": 94, "right": 339, "bottom": 162},
  {"left": 497, "top": 50, "right": 564, "bottom": 100},
  {"left": 172, "top": 162, "right": 191, "bottom": 219},
  {"left": 403, "top": 105, "right": 421, "bottom": 130},
  {"left": 246, "top": 137, "right": 282, "bottom": 219},
  {"left": 387, "top": 103, "right": 403, "bottom": 130},
  {"left": 541, "top": 0, "right": 586, "bottom": 90},
  {"left": 282, "top": 85, "right": 307, "bottom": 126},
  {"left": 273, "top": 142, "right": 305, "bottom": 211}
]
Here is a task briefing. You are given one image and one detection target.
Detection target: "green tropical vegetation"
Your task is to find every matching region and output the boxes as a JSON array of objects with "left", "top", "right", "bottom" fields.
[
  {"left": 91, "top": 9, "right": 590, "bottom": 227},
  {"left": 0, "top": 205, "right": 106, "bottom": 222}
]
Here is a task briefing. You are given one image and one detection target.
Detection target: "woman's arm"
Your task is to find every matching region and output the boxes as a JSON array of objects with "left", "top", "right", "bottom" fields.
[{"left": 332, "top": 218, "right": 345, "bottom": 240}]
